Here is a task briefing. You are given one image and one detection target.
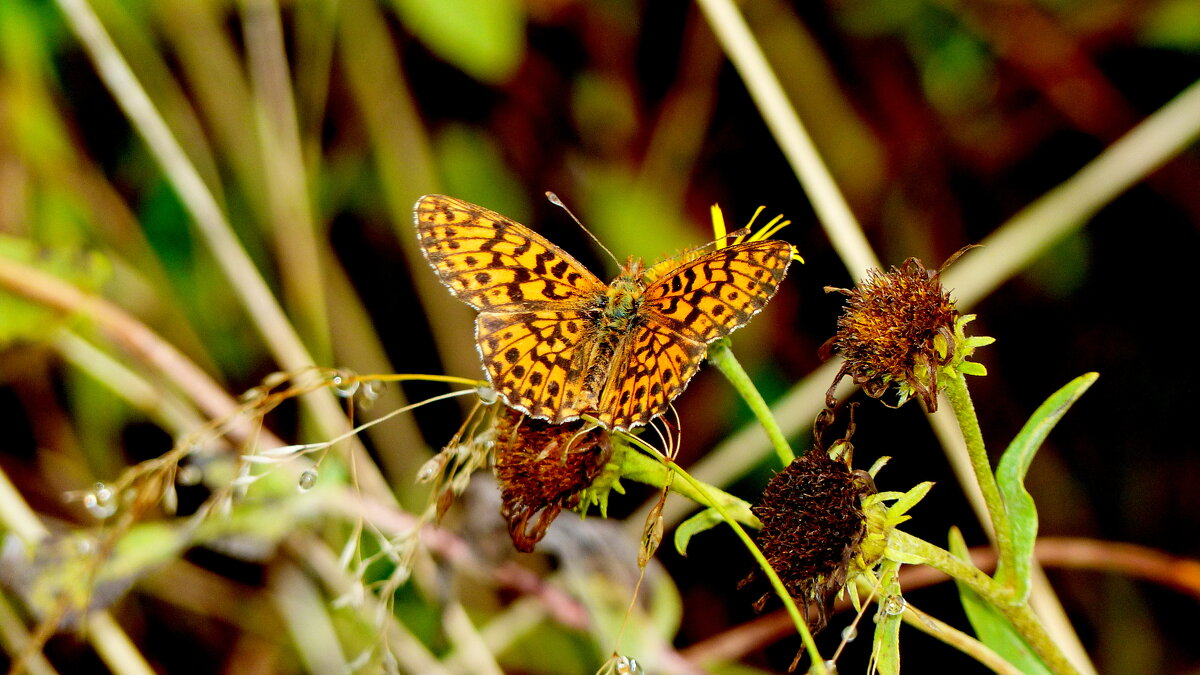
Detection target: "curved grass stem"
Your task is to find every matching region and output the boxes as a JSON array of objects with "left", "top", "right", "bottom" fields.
[
  {"left": 654, "top": 456, "right": 827, "bottom": 673},
  {"left": 900, "top": 601, "right": 1025, "bottom": 675},
  {"left": 52, "top": 0, "right": 396, "bottom": 505}
]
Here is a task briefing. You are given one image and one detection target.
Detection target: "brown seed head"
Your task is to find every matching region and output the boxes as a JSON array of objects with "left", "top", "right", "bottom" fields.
[
  {"left": 825, "top": 256, "right": 960, "bottom": 411},
  {"left": 749, "top": 409, "right": 876, "bottom": 633},
  {"left": 492, "top": 408, "right": 612, "bottom": 552}
]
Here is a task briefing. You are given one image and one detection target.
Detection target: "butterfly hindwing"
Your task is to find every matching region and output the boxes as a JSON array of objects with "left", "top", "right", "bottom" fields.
[
  {"left": 476, "top": 308, "right": 596, "bottom": 423},
  {"left": 599, "top": 321, "right": 708, "bottom": 430}
]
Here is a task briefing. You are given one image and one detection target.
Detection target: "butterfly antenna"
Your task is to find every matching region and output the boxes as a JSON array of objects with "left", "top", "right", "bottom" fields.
[
  {"left": 668, "top": 404, "right": 683, "bottom": 459},
  {"left": 545, "top": 191, "right": 621, "bottom": 268}
]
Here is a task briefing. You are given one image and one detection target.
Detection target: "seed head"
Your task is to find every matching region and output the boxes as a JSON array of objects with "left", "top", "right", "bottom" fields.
[
  {"left": 824, "top": 250, "right": 990, "bottom": 411},
  {"left": 492, "top": 408, "right": 612, "bottom": 552},
  {"left": 748, "top": 408, "right": 877, "bottom": 633}
]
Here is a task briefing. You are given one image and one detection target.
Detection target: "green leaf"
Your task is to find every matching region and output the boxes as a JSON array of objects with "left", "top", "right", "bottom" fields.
[
  {"left": 948, "top": 528, "right": 1052, "bottom": 675},
  {"left": 389, "top": 0, "right": 524, "bottom": 83},
  {"left": 958, "top": 361, "right": 988, "bottom": 376},
  {"left": 674, "top": 508, "right": 723, "bottom": 556},
  {"left": 886, "top": 481, "right": 934, "bottom": 526},
  {"left": 994, "top": 373, "right": 1098, "bottom": 599}
]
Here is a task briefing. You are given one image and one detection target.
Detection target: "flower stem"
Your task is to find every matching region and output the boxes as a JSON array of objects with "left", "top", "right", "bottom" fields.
[
  {"left": 708, "top": 341, "right": 794, "bottom": 466},
  {"left": 618, "top": 445, "right": 760, "bottom": 528},
  {"left": 658, "top": 457, "right": 827, "bottom": 673},
  {"left": 890, "top": 530, "right": 1080, "bottom": 675},
  {"left": 940, "top": 369, "right": 1017, "bottom": 594},
  {"left": 900, "top": 602, "right": 1025, "bottom": 675}
]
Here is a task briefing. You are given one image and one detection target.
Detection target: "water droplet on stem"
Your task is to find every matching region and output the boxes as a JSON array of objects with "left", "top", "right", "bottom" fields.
[{"left": 331, "top": 370, "right": 359, "bottom": 398}]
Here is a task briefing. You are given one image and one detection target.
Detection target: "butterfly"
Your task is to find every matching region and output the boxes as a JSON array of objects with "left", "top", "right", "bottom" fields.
[{"left": 414, "top": 194, "right": 793, "bottom": 431}]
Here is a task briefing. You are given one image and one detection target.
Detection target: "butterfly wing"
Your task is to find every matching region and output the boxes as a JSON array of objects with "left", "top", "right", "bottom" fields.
[
  {"left": 597, "top": 322, "right": 708, "bottom": 431},
  {"left": 598, "top": 240, "right": 793, "bottom": 429},
  {"left": 414, "top": 194, "right": 606, "bottom": 310},
  {"left": 476, "top": 309, "right": 597, "bottom": 423},
  {"left": 642, "top": 240, "right": 793, "bottom": 342},
  {"left": 415, "top": 194, "right": 608, "bottom": 422}
]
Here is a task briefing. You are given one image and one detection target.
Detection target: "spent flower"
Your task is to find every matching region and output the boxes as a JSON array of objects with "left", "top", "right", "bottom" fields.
[
  {"left": 823, "top": 249, "right": 992, "bottom": 411},
  {"left": 492, "top": 408, "right": 613, "bottom": 552},
  {"left": 747, "top": 408, "right": 877, "bottom": 634}
]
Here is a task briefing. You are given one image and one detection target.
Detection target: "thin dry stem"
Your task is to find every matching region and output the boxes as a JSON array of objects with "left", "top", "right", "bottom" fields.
[
  {"left": 53, "top": 0, "right": 394, "bottom": 504},
  {"left": 0, "top": 256, "right": 282, "bottom": 450},
  {"left": 693, "top": 0, "right": 881, "bottom": 278}
]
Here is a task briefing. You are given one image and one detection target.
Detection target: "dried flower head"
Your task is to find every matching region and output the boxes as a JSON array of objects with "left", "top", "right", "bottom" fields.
[
  {"left": 824, "top": 249, "right": 990, "bottom": 411},
  {"left": 492, "top": 408, "right": 612, "bottom": 552},
  {"left": 747, "top": 408, "right": 877, "bottom": 635}
]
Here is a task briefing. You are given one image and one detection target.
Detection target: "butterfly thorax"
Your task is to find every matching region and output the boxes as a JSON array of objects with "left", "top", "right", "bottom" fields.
[
  {"left": 575, "top": 264, "right": 649, "bottom": 409},
  {"left": 603, "top": 269, "right": 645, "bottom": 322}
]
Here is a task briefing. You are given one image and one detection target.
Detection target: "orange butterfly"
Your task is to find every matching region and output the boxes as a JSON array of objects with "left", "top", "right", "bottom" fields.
[{"left": 415, "top": 194, "right": 793, "bottom": 431}]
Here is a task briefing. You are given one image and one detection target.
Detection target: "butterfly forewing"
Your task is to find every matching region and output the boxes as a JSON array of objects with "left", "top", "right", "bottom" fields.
[
  {"left": 414, "top": 195, "right": 606, "bottom": 310},
  {"left": 597, "top": 240, "right": 793, "bottom": 429},
  {"left": 642, "top": 240, "right": 793, "bottom": 343}
]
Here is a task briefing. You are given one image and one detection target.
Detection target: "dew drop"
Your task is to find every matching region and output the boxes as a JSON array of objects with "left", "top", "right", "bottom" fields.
[
  {"left": 416, "top": 454, "right": 446, "bottom": 483},
  {"left": 83, "top": 484, "right": 117, "bottom": 519},
  {"left": 360, "top": 380, "right": 382, "bottom": 400},
  {"left": 239, "top": 386, "right": 267, "bottom": 404},
  {"left": 331, "top": 370, "right": 359, "bottom": 398},
  {"left": 613, "top": 655, "right": 643, "bottom": 675},
  {"left": 93, "top": 482, "right": 113, "bottom": 505},
  {"left": 357, "top": 380, "right": 382, "bottom": 410},
  {"left": 298, "top": 469, "right": 318, "bottom": 491},
  {"left": 841, "top": 624, "right": 858, "bottom": 642},
  {"left": 883, "top": 594, "right": 907, "bottom": 616},
  {"left": 261, "top": 371, "right": 290, "bottom": 389}
]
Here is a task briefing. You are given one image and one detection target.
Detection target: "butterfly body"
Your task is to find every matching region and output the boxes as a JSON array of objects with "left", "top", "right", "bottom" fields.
[{"left": 415, "top": 194, "right": 792, "bottom": 431}]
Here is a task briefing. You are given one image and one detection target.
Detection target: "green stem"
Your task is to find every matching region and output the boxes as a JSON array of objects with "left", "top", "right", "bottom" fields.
[
  {"left": 658, "top": 457, "right": 827, "bottom": 673},
  {"left": 890, "top": 531, "right": 1079, "bottom": 675},
  {"left": 941, "top": 369, "right": 1017, "bottom": 594},
  {"left": 619, "top": 448, "right": 760, "bottom": 528},
  {"left": 707, "top": 341, "right": 794, "bottom": 466},
  {"left": 900, "top": 602, "right": 1025, "bottom": 675}
]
